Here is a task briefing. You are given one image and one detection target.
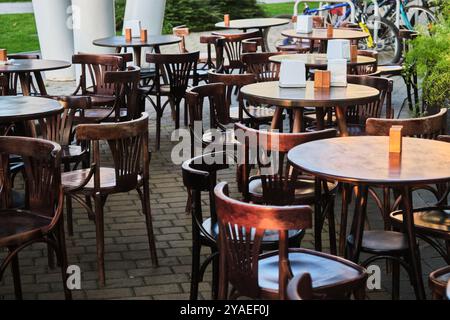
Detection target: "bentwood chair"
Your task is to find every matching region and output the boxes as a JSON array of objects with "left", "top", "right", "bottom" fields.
[
  {"left": 5, "top": 54, "right": 41, "bottom": 95},
  {"left": 0, "top": 136, "right": 71, "bottom": 300},
  {"left": 351, "top": 50, "right": 379, "bottom": 76},
  {"left": 287, "top": 273, "right": 315, "bottom": 300},
  {"left": 61, "top": 113, "right": 158, "bottom": 285},
  {"left": 145, "top": 52, "right": 199, "bottom": 150},
  {"left": 429, "top": 266, "right": 450, "bottom": 300},
  {"left": 241, "top": 52, "right": 283, "bottom": 82},
  {"left": 215, "top": 182, "right": 368, "bottom": 300},
  {"left": 0, "top": 75, "right": 7, "bottom": 95},
  {"left": 210, "top": 31, "right": 262, "bottom": 73},
  {"left": 183, "top": 151, "right": 311, "bottom": 300},
  {"left": 236, "top": 123, "right": 339, "bottom": 253},
  {"left": 208, "top": 71, "right": 275, "bottom": 128}
]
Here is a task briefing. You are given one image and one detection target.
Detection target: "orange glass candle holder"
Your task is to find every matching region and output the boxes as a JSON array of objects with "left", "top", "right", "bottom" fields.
[
  {"left": 0, "top": 49, "right": 7, "bottom": 62},
  {"left": 125, "top": 28, "right": 132, "bottom": 42},
  {"left": 140, "top": 29, "right": 148, "bottom": 42},
  {"left": 389, "top": 125, "right": 403, "bottom": 154},
  {"left": 224, "top": 14, "right": 230, "bottom": 27},
  {"left": 350, "top": 45, "right": 358, "bottom": 62},
  {"left": 327, "top": 25, "right": 334, "bottom": 37},
  {"left": 314, "top": 70, "right": 331, "bottom": 88}
]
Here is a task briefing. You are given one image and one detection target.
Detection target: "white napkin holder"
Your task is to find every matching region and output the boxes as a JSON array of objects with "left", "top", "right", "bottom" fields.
[
  {"left": 328, "top": 59, "right": 347, "bottom": 87},
  {"left": 296, "top": 15, "right": 313, "bottom": 34},
  {"left": 123, "top": 20, "right": 141, "bottom": 38},
  {"left": 279, "top": 60, "right": 307, "bottom": 88},
  {"left": 327, "top": 39, "right": 351, "bottom": 61}
]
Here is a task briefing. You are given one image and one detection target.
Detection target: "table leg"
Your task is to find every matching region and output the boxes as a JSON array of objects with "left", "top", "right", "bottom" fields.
[
  {"left": 335, "top": 106, "right": 349, "bottom": 137},
  {"left": 271, "top": 107, "right": 284, "bottom": 131},
  {"left": 133, "top": 47, "right": 142, "bottom": 68},
  {"left": 315, "top": 108, "right": 326, "bottom": 130},
  {"left": 314, "top": 176, "right": 323, "bottom": 252},
  {"left": 347, "top": 185, "right": 368, "bottom": 262},
  {"left": 400, "top": 186, "right": 426, "bottom": 300},
  {"left": 18, "top": 73, "right": 31, "bottom": 96},
  {"left": 34, "top": 72, "right": 48, "bottom": 96},
  {"left": 260, "top": 27, "right": 269, "bottom": 52},
  {"left": 292, "top": 109, "right": 304, "bottom": 133}
]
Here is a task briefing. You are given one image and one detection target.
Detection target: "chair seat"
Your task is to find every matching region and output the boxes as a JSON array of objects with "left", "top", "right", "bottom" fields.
[
  {"left": 229, "top": 106, "right": 275, "bottom": 122},
  {"left": 0, "top": 209, "right": 52, "bottom": 247},
  {"left": 276, "top": 43, "right": 311, "bottom": 53},
  {"left": 258, "top": 249, "right": 364, "bottom": 294},
  {"left": 62, "top": 167, "right": 142, "bottom": 192},
  {"left": 80, "top": 108, "right": 128, "bottom": 122},
  {"left": 248, "top": 176, "right": 337, "bottom": 204},
  {"left": 347, "top": 230, "right": 409, "bottom": 253},
  {"left": 201, "top": 218, "right": 303, "bottom": 245},
  {"left": 84, "top": 94, "right": 116, "bottom": 107},
  {"left": 429, "top": 265, "right": 450, "bottom": 298},
  {"left": 390, "top": 207, "right": 450, "bottom": 237},
  {"left": 377, "top": 65, "right": 403, "bottom": 76},
  {"left": 202, "top": 129, "right": 240, "bottom": 146}
]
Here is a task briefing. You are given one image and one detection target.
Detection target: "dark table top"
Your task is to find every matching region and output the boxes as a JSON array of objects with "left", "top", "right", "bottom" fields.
[
  {"left": 282, "top": 28, "right": 370, "bottom": 41},
  {"left": 288, "top": 136, "right": 450, "bottom": 186},
  {"left": 93, "top": 35, "right": 181, "bottom": 48},
  {"left": 0, "top": 96, "right": 63, "bottom": 123},
  {"left": 269, "top": 53, "right": 376, "bottom": 67},
  {"left": 215, "top": 18, "right": 290, "bottom": 29},
  {"left": 0, "top": 59, "right": 71, "bottom": 73}
]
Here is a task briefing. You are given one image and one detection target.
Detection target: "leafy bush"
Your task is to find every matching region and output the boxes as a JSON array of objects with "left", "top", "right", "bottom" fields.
[
  {"left": 404, "top": 2, "right": 450, "bottom": 113},
  {"left": 115, "top": 0, "right": 266, "bottom": 34}
]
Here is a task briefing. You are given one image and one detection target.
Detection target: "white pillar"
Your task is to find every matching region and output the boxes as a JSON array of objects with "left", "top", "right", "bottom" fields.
[
  {"left": 124, "top": 0, "right": 166, "bottom": 66},
  {"left": 32, "top": 0, "right": 75, "bottom": 81}
]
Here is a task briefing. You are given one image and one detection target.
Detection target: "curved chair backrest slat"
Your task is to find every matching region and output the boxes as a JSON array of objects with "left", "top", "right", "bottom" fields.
[{"left": 242, "top": 52, "right": 284, "bottom": 82}]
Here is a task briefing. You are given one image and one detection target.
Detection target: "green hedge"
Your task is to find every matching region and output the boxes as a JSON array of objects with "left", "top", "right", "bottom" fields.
[{"left": 115, "top": 0, "right": 266, "bottom": 33}]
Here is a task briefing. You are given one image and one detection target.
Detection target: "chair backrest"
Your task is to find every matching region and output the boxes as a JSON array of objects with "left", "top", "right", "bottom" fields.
[
  {"left": 39, "top": 96, "right": 92, "bottom": 146},
  {"left": 200, "top": 35, "right": 225, "bottom": 71},
  {"left": 242, "top": 37, "right": 264, "bottom": 53},
  {"left": 104, "top": 66, "right": 141, "bottom": 120},
  {"left": 72, "top": 53, "right": 123, "bottom": 96},
  {"left": 146, "top": 52, "right": 199, "bottom": 100},
  {"left": 347, "top": 75, "right": 393, "bottom": 124},
  {"left": 215, "top": 181, "right": 313, "bottom": 300},
  {"left": 182, "top": 151, "right": 233, "bottom": 242},
  {"left": 351, "top": 50, "right": 378, "bottom": 75},
  {"left": 287, "top": 273, "right": 314, "bottom": 300},
  {"left": 0, "top": 75, "right": 7, "bottom": 96},
  {"left": 211, "top": 31, "right": 261, "bottom": 70},
  {"left": 366, "top": 108, "right": 448, "bottom": 139},
  {"left": 106, "top": 53, "right": 134, "bottom": 70},
  {"left": 242, "top": 52, "right": 284, "bottom": 82},
  {"left": 173, "top": 25, "right": 190, "bottom": 54},
  {"left": 235, "top": 122, "right": 337, "bottom": 205},
  {"left": 75, "top": 113, "right": 150, "bottom": 192},
  {"left": 208, "top": 70, "right": 256, "bottom": 121},
  {"left": 6, "top": 54, "right": 41, "bottom": 95},
  {"left": 0, "top": 136, "right": 62, "bottom": 221}
]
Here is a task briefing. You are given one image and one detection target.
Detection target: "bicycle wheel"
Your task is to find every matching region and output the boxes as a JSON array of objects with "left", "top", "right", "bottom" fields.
[
  {"left": 404, "top": 5, "right": 437, "bottom": 34},
  {"left": 365, "top": 17, "right": 402, "bottom": 65}
]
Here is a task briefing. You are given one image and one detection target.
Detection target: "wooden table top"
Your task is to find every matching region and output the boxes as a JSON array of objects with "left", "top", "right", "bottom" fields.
[
  {"left": 269, "top": 53, "right": 376, "bottom": 67},
  {"left": 282, "top": 28, "right": 370, "bottom": 41},
  {"left": 0, "top": 96, "right": 63, "bottom": 123},
  {"left": 215, "top": 18, "right": 290, "bottom": 29},
  {"left": 240, "top": 81, "right": 380, "bottom": 108},
  {"left": 93, "top": 35, "right": 181, "bottom": 48},
  {"left": 288, "top": 136, "right": 450, "bottom": 186},
  {"left": 0, "top": 59, "right": 71, "bottom": 73}
]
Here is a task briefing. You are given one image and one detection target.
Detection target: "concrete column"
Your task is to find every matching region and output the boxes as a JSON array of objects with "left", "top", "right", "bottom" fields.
[{"left": 32, "top": 0, "right": 75, "bottom": 80}]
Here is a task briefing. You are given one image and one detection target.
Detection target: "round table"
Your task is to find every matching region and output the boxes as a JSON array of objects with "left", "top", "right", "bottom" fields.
[
  {"left": 93, "top": 35, "right": 181, "bottom": 66},
  {"left": 0, "top": 96, "right": 63, "bottom": 136},
  {"left": 281, "top": 28, "right": 370, "bottom": 53},
  {"left": 215, "top": 18, "right": 290, "bottom": 51},
  {"left": 269, "top": 53, "right": 376, "bottom": 69},
  {"left": 288, "top": 136, "right": 450, "bottom": 300},
  {"left": 240, "top": 81, "right": 380, "bottom": 135},
  {"left": 0, "top": 59, "right": 71, "bottom": 96}
]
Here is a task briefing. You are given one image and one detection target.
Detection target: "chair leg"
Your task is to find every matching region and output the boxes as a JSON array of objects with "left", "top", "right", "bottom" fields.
[
  {"left": 175, "top": 100, "right": 180, "bottom": 130},
  {"left": 190, "top": 234, "right": 201, "bottom": 300},
  {"left": 47, "top": 243, "right": 56, "bottom": 269},
  {"left": 66, "top": 195, "right": 74, "bottom": 236},
  {"left": 339, "top": 184, "right": 351, "bottom": 256},
  {"left": 184, "top": 99, "right": 188, "bottom": 127},
  {"left": 402, "top": 75, "right": 414, "bottom": 111},
  {"left": 9, "top": 247, "right": 23, "bottom": 300},
  {"left": 156, "top": 111, "right": 162, "bottom": 151},
  {"left": 327, "top": 196, "right": 337, "bottom": 255},
  {"left": 141, "top": 184, "right": 158, "bottom": 267},
  {"left": 94, "top": 193, "right": 106, "bottom": 286},
  {"left": 392, "top": 259, "right": 400, "bottom": 300},
  {"left": 55, "top": 217, "right": 72, "bottom": 300},
  {"left": 211, "top": 249, "right": 219, "bottom": 300}
]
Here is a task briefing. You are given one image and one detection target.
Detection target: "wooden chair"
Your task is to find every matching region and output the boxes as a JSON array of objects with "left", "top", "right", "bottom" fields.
[
  {"left": 145, "top": 51, "right": 199, "bottom": 150},
  {"left": 208, "top": 70, "right": 275, "bottom": 127},
  {"left": 287, "top": 273, "right": 314, "bottom": 300},
  {"left": 210, "top": 31, "right": 262, "bottom": 73},
  {"left": 350, "top": 50, "right": 378, "bottom": 75},
  {"left": 236, "top": 123, "right": 339, "bottom": 253},
  {"left": 5, "top": 53, "right": 41, "bottom": 95},
  {"left": 241, "top": 52, "right": 283, "bottom": 82},
  {"left": 0, "top": 136, "right": 71, "bottom": 300},
  {"left": 61, "top": 113, "right": 158, "bottom": 285},
  {"left": 0, "top": 74, "right": 7, "bottom": 96},
  {"left": 429, "top": 266, "right": 450, "bottom": 300},
  {"left": 215, "top": 182, "right": 367, "bottom": 300}
]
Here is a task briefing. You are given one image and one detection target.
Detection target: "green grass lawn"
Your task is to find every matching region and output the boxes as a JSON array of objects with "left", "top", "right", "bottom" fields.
[{"left": 0, "top": 1, "right": 311, "bottom": 53}]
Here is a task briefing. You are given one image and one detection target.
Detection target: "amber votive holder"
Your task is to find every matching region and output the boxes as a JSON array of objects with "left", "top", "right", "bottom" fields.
[
  {"left": 350, "top": 45, "right": 358, "bottom": 63},
  {"left": 224, "top": 14, "right": 230, "bottom": 27},
  {"left": 327, "top": 25, "right": 334, "bottom": 37},
  {"left": 389, "top": 125, "right": 403, "bottom": 154},
  {"left": 140, "top": 29, "right": 148, "bottom": 42},
  {"left": 0, "top": 49, "right": 7, "bottom": 62},
  {"left": 125, "top": 28, "right": 132, "bottom": 42},
  {"left": 314, "top": 70, "right": 331, "bottom": 88}
]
